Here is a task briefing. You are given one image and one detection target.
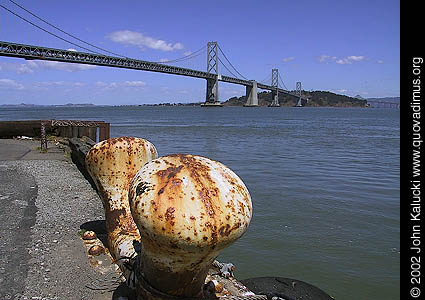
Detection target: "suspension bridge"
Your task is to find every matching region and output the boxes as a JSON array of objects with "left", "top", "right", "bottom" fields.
[{"left": 0, "top": 1, "right": 306, "bottom": 107}]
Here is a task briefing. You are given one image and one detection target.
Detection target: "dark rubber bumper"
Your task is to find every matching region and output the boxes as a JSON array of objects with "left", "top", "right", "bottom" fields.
[{"left": 241, "top": 277, "right": 334, "bottom": 300}]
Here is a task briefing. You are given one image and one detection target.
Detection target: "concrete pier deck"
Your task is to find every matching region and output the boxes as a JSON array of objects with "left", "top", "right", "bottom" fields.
[
  {"left": 0, "top": 138, "right": 333, "bottom": 300},
  {"left": 0, "top": 139, "right": 133, "bottom": 300}
]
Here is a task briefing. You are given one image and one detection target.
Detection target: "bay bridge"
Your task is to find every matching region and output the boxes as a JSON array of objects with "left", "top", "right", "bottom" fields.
[{"left": 0, "top": 1, "right": 306, "bottom": 107}]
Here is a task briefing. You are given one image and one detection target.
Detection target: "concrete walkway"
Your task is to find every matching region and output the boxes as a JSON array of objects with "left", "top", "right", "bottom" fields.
[
  {"left": 0, "top": 139, "right": 332, "bottom": 300},
  {"left": 0, "top": 139, "right": 67, "bottom": 161},
  {"left": 0, "top": 139, "right": 133, "bottom": 300}
]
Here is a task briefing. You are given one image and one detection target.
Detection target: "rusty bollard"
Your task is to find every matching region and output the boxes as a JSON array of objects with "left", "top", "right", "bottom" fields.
[
  {"left": 40, "top": 120, "right": 48, "bottom": 151},
  {"left": 129, "top": 154, "right": 253, "bottom": 299},
  {"left": 85, "top": 137, "right": 158, "bottom": 282}
]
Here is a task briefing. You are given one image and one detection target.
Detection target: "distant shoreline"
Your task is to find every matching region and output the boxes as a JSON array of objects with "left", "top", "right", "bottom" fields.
[{"left": 1, "top": 95, "right": 399, "bottom": 108}]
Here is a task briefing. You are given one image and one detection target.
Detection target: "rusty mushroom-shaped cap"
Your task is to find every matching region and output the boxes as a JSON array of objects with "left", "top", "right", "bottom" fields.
[
  {"left": 129, "top": 154, "right": 252, "bottom": 297},
  {"left": 85, "top": 137, "right": 158, "bottom": 263}
]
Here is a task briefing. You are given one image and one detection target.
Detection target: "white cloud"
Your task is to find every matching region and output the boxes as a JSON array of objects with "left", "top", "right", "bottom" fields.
[
  {"left": 0, "top": 79, "right": 24, "bottom": 90},
  {"left": 377, "top": 60, "right": 384, "bottom": 64},
  {"left": 319, "top": 55, "right": 366, "bottom": 64},
  {"left": 347, "top": 56, "right": 365, "bottom": 61},
  {"left": 220, "top": 86, "right": 245, "bottom": 98},
  {"left": 282, "top": 56, "right": 295, "bottom": 62},
  {"left": 0, "top": 60, "right": 96, "bottom": 73},
  {"left": 159, "top": 58, "right": 170, "bottom": 63},
  {"left": 28, "top": 81, "right": 86, "bottom": 91},
  {"left": 95, "top": 80, "right": 146, "bottom": 90},
  {"left": 107, "top": 30, "right": 184, "bottom": 51},
  {"left": 123, "top": 81, "right": 146, "bottom": 87},
  {"left": 39, "top": 81, "right": 66, "bottom": 86},
  {"left": 0, "top": 62, "right": 34, "bottom": 74},
  {"left": 336, "top": 55, "right": 365, "bottom": 65},
  {"left": 318, "top": 55, "right": 337, "bottom": 63},
  {"left": 37, "top": 81, "right": 85, "bottom": 87},
  {"left": 33, "top": 60, "right": 97, "bottom": 72}
]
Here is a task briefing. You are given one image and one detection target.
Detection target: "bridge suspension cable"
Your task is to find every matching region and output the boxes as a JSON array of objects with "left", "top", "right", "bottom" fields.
[
  {"left": 3, "top": 0, "right": 206, "bottom": 66},
  {"left": 155, "top": 46, "right": 206, "bottom": 64},
  {"left": 0, "top": 3, "right": 106, "bottom": 55},
  {"left": 217, "top": 44, "right": 248, "bottom": 80},
  {"left": 7, "top": 0, "right": 128, "bottom": 58},
  {"left": 0, "top": 2, "right": 301, "bottom": 98},
  {"left": 258, "top": 73, "right": 272, "bottom": 86},
  {"left": 218, "top": 56, "right": 240, "bottom": 78},
  {"left": 278, "top": 72, "right": 289, "bottom": 90}
]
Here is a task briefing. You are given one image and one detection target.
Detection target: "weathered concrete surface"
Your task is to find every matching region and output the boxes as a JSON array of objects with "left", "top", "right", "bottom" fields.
[
  {"left": 0, "top": 139, "right": 67, "bottom": 161},
  {"left": 0, "top": 139, "right": 133, "bottom": 300},
  {"left": 0, "top": 140, "right": 31, "bottom": 160},
  {"left": 0, "top": 163, "right": 37, "bottom": 299}
]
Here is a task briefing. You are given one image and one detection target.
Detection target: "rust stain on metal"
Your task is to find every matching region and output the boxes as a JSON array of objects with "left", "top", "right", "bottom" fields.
[
  {"left": 88, "top": 245, "right": 104, "bottom": 256},
  {"left": 82, "top": 230, "right": 97, "bottom": 240},
  {"left": 85, "top": 136, "right": 158, "bottom": 281},
  {"left": 129, "top": 154, "right": 252, "bottom": 298},
  {"left": 164, "top": 207, "right": 176, "bottom": 222}
]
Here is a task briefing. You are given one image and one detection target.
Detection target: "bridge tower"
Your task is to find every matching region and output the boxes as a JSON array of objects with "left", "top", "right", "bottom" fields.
[
  {"left": 295, "top": 81, "right": 303, "bottom": 107},
  {"left": 243, "top": 81, "right": 259, "bottom": 107},
  {"left": 269, "top": 69, "right": 280, "bottom": 107},
  {"left": 202, "top": 41, "right": 222, "bottom": 106}
]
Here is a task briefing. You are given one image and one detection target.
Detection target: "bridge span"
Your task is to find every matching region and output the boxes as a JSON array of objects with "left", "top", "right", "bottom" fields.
[{"left": 0, "top": 40, "right": 304, "bottom": 106}]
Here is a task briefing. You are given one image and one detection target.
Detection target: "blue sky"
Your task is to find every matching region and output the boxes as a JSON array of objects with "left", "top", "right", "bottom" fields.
[{"left": 0, "top": 0, "right": 400, "bottom": 105}]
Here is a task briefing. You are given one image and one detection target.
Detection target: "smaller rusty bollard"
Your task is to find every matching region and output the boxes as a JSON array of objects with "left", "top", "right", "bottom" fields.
[
  {"left": 40, "top": 120, "right": 48, "bottom": 151},
  {"left": 129, "top": 154, "right": 253, "bottom": 299},
  {"left": 85, "top": 137, "right": 158, "bottom": 283}
]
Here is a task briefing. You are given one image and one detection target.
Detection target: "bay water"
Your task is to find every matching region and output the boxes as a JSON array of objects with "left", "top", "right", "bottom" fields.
[{"left": 1, "top": 106, "right": 400, "bottom": 299}]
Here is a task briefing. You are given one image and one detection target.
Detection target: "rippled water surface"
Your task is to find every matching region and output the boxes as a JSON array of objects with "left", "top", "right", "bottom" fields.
[{"left": 1, "top": 106, "right": 400, "bottom": 299}]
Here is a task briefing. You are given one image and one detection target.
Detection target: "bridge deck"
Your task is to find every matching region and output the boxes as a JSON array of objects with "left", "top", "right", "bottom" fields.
[{"left": 0, "top": 41, "right": 300, "bottom": 98}]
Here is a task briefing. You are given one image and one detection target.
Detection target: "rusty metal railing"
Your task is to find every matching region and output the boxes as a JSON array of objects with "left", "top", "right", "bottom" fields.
[{"left": 40, "top": 119, "right": 110, "bottom": 150}]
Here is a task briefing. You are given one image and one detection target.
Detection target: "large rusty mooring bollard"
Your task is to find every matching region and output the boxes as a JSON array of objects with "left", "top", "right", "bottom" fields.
[
  {"left": 85, "top": 137, "right": 158, "bottom": 283},
  {"left": 129, "top": 154, "right": 253, "bottom": 298}
]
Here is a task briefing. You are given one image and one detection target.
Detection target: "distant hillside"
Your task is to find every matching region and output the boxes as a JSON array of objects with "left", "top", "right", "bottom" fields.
[{"left": 223, "top": 90, "right": 367, "bottom": 107}]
